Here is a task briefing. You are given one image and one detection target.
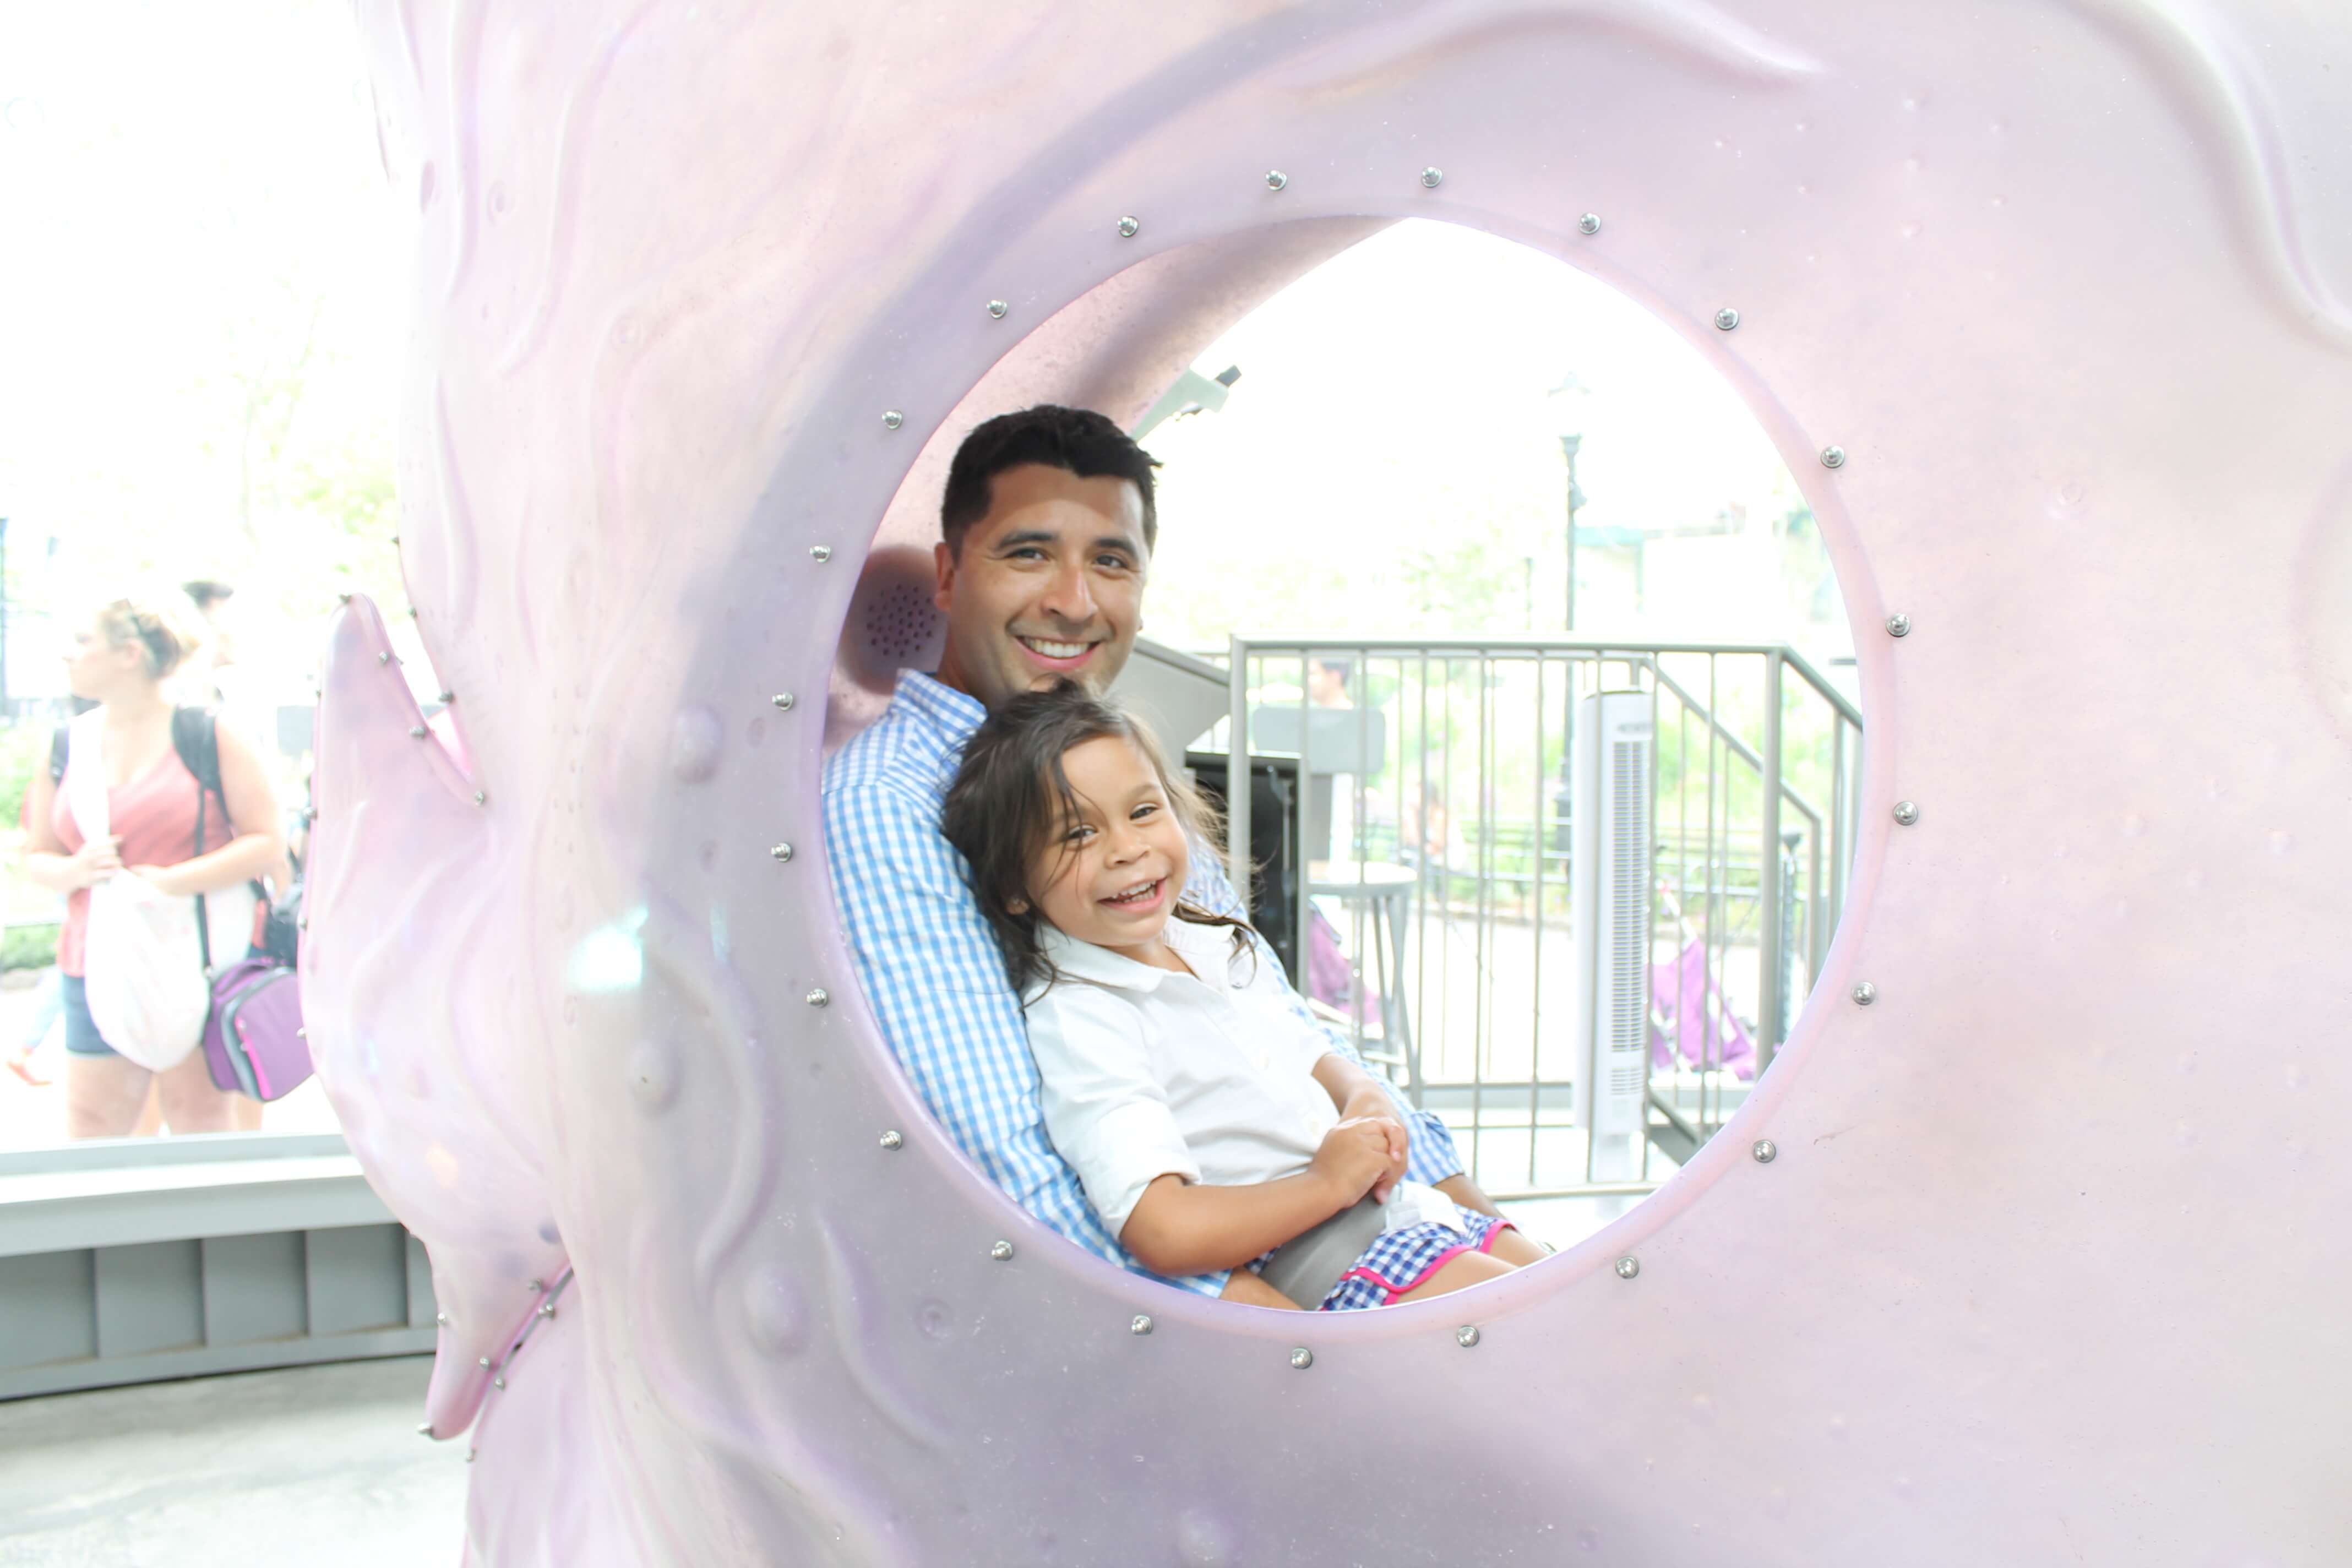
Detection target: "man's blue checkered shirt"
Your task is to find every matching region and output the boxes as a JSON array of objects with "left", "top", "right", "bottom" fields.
[{"left": 823, "top": 669, "right": 1466, "bottom": 1297}]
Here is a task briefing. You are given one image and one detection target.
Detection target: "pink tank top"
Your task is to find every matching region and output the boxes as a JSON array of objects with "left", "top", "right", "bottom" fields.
[{"left": 51, "top": 745, "right": 232, "bottom": 978}]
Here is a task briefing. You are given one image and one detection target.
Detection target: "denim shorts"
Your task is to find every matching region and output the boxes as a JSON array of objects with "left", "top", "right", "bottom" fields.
[{"left": 59, "top": 974, "right": 119, "bottom": 1059}]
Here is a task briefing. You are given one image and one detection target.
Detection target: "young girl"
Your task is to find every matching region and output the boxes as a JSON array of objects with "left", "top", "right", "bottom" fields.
[{"left": 943, "top": 682, "right": 1547, "bottom": 1311}]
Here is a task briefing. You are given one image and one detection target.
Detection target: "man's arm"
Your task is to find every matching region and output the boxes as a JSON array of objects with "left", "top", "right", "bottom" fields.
[{"left": 827, "top": 773, "right": 1231, "bottom": 1294}]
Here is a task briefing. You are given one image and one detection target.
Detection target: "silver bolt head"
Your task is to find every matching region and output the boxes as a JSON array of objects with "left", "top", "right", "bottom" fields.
[
  {"left": 472, "top": 791, "right": 487, "bottom": 806},
  {"left": 990, "top": 1239, "right": 1015, "bottom": 1262},
  {"left": 1117, "top": 215, "right": 1140, "bottom": 238},
  {"left": 1820, "top": 445, "right": 1847, "bottom": 469},
  {"left": 417, "top": 1421, "right": 435, "bottom": 1436},
  {"left": 1130, "top": 1314, "right": 1153, "bottom": 1336},
  {"left": 377, "top": 650, "right": 391, "bottom": 665},
  {"left": 771, "top": 692, "right": 796, "bottom": 710},
  {"left": 477, "top": 1357, "right": 493, "bottom": 1369},
  {"left": 1420, "top": 166, "right": 1443, "bottom": 188},
  {"left": 437, "top": 690, "right": 455, "bottom": 704},
  {"left": 491, "top": 1376, "right": 506, "bottom": 1390},
  {"left": 805, "top": 987, "right": 829, "bottom": 1008},
  {"left": 1852, "top": 981, "right": 1878, "bottom": 1006},
  {"left": 881, "top": 409, "right": 904, "bottom": 430},
  {"left": 527, "top": 1280, "right": 542, "bottom": 1292},
  {"left": 1886, "top": 612, "right": 1913, "bottom": 638},
  {"left": 1893, "top": 800, "right": 1920, "bottom": 826},
  {"left": 537, "top": 1303, "right": 557, "bottom": 1319},
  {"left": 1752, "top": 1138, "right": 1778, "bottom": 1163},
  {"left": 409, "top": 725, "right": 427, "bottom": 739},
  {"left": 465, "top": 1448, "right": 477, "bottom": 1463},
  {"left": 1456, "top": 1325, "right": 1480, "bottom": 1348},
  {"left": 771, "top": 842, "right": 795, "bottom": 862},
  {"left": 435, "top": 1311, "right": 448, "bottom": 1326},
  {"left": 1614, "top": 1256, "right": 1641, "bottom": 1280},
  {"left": 1289, "top": 1347, "right": 1314, "bottom": 1370},
  {"left": 809, "top": 544, "right": 832, "bottom": 562},
  {"left": 879, "top": 1129, "right": 903, "bottom": 1151},
  {"left": 1714, "top": 307, "right": 1741, "bottom": 331},
  {"left": 1578, "top": 212, "right": 1602, "bottom": 235},
  {"left": 1265, "top": 170, "right": 1288, "bottom": 190},
  {"left": 986, "top": 299, "right": 1009, "bottom": 319}
]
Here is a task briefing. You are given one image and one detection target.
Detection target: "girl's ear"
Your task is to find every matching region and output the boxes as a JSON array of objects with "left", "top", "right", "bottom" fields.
[{"left": 1008, "top": 895, "right": 1030, "bottom": 914}]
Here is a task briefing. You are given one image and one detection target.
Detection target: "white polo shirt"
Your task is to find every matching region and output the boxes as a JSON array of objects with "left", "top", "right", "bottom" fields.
[{"left": 1023, "top": 916, "right": 1344, "bottom": 1242}]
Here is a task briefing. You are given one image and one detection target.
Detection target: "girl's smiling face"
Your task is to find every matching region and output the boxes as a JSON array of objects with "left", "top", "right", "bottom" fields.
[{"left": 1027, "top": 734, "right": 1191, "bottom": 962}]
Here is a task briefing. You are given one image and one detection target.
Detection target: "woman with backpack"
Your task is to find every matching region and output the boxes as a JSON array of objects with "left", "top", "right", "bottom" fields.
[{"left": 18, "top": 596, "right": 287, "bottom": 1138}]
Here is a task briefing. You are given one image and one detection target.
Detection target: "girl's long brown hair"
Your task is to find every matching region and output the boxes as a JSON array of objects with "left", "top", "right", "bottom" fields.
[{"left": 941, "top": 681, "right": 1251, "bottom": 997}]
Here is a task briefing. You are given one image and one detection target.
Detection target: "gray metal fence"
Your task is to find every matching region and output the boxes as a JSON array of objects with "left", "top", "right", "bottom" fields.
[{"left": 1219, "top": 636, "right": 1861, "bottom": 1199}]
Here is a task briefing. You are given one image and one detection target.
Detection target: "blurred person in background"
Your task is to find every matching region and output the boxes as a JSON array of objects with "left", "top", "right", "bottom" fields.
[{"left": 17, "top": 596, "right": 286, "bottom": 1138}]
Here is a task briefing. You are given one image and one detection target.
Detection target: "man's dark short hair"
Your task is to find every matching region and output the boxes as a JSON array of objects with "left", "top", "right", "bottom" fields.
[{"left": 940, "top": 405, "right": 1159, "bottom": 558}]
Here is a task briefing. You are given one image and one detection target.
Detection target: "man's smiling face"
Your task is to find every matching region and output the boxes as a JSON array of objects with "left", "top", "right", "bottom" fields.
[{"left": 932, "top": 462, "right": 1150, "bottom": 709}]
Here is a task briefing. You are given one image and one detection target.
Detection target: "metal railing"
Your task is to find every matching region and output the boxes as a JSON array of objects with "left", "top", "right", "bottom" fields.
[{"left": 1222, "top": 635, "right": 1861, "bottom": 1200}]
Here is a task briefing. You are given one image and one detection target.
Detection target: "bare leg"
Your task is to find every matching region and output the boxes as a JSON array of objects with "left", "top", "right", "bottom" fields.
[
  {"left": 1392, "top": 1249, "right": 1517, "bottom": 1304},
  {"left": 232, "top": 1095, "right": 265, "bottom": 1132},
  {"left": 67, "top": 1054, "right": 153, "bottom": 1140},
  {"left": 1485, "top": 1229, "right": 1550, "bottom": 1267},
  {"left": 132, "top": 1082, "right": 163, "bottom": 1136},
  {"left": 1219, "top": 1270, "right": 1303, "bottom": 1310},
  {"left": 155, "top": 1051, "right": 236, "bottom": 1134}
]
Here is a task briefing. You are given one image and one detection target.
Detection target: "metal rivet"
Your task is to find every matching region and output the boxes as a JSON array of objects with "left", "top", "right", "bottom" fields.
[
  {"left": 881, "top": 410, "right": 904, "bottom": 430},
  {"left": 1752, "top": 1139, "right": 1778, "bottom": 1163},
  {"left": 491, "top": 1376, "right": 506, "bottom": 1390},
  {"left": 465, "top": 1449, "right": 477, "bottom": 1463},
  {"left": 417, "top": 1421, "right": 434, "bottom": 1436},
  {"left": 527, "top": 1280, "right": 542, "bottom": 1292},
  {"left": 802, "top": 989, "right": 829, "bottom": 1011},
  {"left": 298, "top": 916, "right": 308, "bottom": 930},
  {"left": 295, "top": 1026, "right": 307, "bottom": 1039},
  {"left": 986, "top": 300, "right": 1008, "bottom": 319},
  {"left": 437, "top": 690, "right": 454, "bottom": 705},
  {"left": 1893, "top": 801, "right": 1920, "bottom": 826},
  {"left": 409, "top": 607, "right": 421, "bottom": 620},
  {"left": 1289, "top": 1347, "right": 1314, "bottom": 1370},
  {"left": 771, "top": 693, "right": 796, "bottom": 710},
  {"left": 809, "top": 544, "right": 832, "bottom": 562},
  {"left": 1886, "top": 612, "right": 1913, "bottom": 638},
  {"left": 1714, "top": 307, "right": 1741, "bottom": 331},
  {"left": 1455, "top": 1325, "right": 1480, "bottom": 1348},
  {"left": 1578, "top": 212, "right": 1601, "bottom": 235},
  {"left": 434, "top": 1311, "right": 447, "bottom": 1326},
  {"left": 1614, "top": 1256, "right": 1641, "bottom": 1280},
  {"left": 472, "top": 791, "right": 487, "bottom": 807},
  {"left": 1852, "top": 981, "right": 1877, "bottom": 1006},
  {"left": 477, "top": 1358, "right": 493, "bottom": 1369},
  {"left": 377, "top": 651, "right": 391, "bottom": 665},
  {"left": 409, "top": 725, "right": 427, "bottom": 739},
  {"left": 1420, "top": 166, "right": 1443, "bottom": 188},
  {"left": 1117, "top": 215, "right": 1140, "bottom": 238},
  {"left": 339, "top": 592, "right": 353, "bottom": 605},
  {"left": 990, "top": 1240, "right": 1015, "bottom": 1262},
  {"left": 1265, "top": 170, "right": 1287, "bottom": 191},
  {"left": 879, "top": 1130, "right": 903, "bottom": 1151},
  {"left": 1130, "top": 1314, "right": 1153, "bottom": 1336},
  {"left": 1820, "top": 445, "right": 1847, "bottom": 469},
  {"left": 771, "top": 842, "right": 794, "bottom": 862},
  {"left": 390, "top": 535, "right": 400, "bottom": 545},
  {"left": 537, "top": 1304, "right": 556, "bottom": 1319}
]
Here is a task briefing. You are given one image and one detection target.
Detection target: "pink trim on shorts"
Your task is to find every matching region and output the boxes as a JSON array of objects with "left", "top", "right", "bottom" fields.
[{"left": 1335, "top": 1220, "right": 1517, "bottom": 1306}]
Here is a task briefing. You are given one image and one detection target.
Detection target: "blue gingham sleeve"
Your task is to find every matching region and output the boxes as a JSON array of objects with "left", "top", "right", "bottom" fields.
[
  {"left": 826, "top": 772, "right": 1229, "bottom": 1295},
  {"left": 1183, "top": 845, "right": 1466, "bottom": 1186}
]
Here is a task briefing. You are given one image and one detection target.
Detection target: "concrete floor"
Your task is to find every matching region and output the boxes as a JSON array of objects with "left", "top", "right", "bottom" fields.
[{"left": 0, "top": 1356, "right": 465, "bottom": 1567}]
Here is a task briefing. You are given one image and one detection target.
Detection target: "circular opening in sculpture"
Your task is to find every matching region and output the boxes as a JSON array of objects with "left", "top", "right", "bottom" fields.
[{"left": 826, "top": 217, "right": 1865, "bottom": 1314}]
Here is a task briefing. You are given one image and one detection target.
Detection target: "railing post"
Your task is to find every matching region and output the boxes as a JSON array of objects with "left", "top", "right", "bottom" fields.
[
  {"left": 1757, "top": 650, "right": 1784, "bottom": 1072},
  {"left": 1226, "top": 635, "right": 1251, "bottom": 914}
]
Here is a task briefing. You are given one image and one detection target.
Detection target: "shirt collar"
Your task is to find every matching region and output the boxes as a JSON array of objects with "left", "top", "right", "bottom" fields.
[
  {"left": 1034, "top": 916, "right": 1243, "bottom": 997},
  {"left": 894, "top": 668, "right": 987, "bottom": 743}
]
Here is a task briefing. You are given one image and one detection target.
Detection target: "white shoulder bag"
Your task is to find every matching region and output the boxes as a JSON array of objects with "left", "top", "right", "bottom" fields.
[{"left": 67, "top": 711, "right": 247, "bottom": 1072}]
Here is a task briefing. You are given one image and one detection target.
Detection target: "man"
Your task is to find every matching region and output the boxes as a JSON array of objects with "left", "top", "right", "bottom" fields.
[{"left": 823, "top": 405, "right": 1504, "bottom": 1308}]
